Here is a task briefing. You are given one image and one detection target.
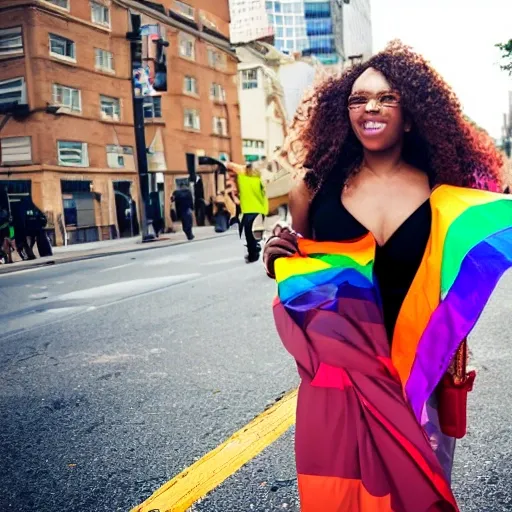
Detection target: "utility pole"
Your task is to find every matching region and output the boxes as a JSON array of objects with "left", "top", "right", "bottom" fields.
[{"left": 126, "top": 13, "right": 155, "bottom": 242}]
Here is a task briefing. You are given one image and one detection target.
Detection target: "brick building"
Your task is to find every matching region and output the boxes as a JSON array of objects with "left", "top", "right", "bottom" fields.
[{"left": 0, "top": 0, "right": 242, "bottom": 245}]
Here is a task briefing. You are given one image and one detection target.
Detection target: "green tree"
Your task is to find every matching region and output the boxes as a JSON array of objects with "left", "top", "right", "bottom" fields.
[{"left": 496, "top": 39, "right": 512, "bottom": 75}]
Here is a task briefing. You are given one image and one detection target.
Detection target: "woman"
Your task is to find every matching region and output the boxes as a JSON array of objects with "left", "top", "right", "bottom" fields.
[{"left": 264, "top": 41, "right": 512, "bottom": 511}]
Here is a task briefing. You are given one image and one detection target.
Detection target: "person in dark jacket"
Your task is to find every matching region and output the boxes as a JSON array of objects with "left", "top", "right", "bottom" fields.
[
  {"left": 171, "top": 183, "right": 194, "bottom": 240},
  {"left": 149, "top": 192, "right": 164, "bottom": 237},
  {"left": 23, "top": 198, "right": 53, "bottom": 257},
  {"left": 10, "top": 200, "right": 36, "bottom": 260}
]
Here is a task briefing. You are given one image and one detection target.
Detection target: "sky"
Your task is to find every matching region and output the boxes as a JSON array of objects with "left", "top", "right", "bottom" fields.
[{"left": 370, "top": 0, "right": 512, "bottom": 139}]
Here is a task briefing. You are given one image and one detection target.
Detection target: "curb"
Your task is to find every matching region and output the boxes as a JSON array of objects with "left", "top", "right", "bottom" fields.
[{"left": 0, "top": 230, "right": 236, "bottom": 276}]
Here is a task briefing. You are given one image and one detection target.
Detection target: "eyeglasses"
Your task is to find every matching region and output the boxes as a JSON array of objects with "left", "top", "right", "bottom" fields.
[{"left": 347, "top": 91, "right": 401, "bottom": 111}]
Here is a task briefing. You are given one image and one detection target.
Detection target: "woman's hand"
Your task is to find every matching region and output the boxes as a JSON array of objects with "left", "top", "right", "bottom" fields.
[{"left": 263, "top": 223, "right": 299, "bottom": 279}]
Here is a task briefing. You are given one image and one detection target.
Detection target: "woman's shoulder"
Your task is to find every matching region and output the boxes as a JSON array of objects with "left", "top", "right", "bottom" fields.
[{"left": 289, "top": 178, "right": 313, "bottom": 206}]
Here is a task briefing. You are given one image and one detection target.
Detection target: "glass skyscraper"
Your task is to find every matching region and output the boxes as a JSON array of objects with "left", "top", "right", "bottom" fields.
[{"left": 265, "top": 0, "right": 342, "bottom": 65}]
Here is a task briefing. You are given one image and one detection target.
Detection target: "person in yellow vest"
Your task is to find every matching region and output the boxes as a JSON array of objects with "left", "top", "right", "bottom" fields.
[{"left": 226, "top": 162, "right": 269, "bottom": 263}]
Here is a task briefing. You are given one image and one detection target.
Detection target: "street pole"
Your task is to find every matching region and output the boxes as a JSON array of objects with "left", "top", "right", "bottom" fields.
[{"left": 127, "top": 13, "right": 155, "bottom": 242}]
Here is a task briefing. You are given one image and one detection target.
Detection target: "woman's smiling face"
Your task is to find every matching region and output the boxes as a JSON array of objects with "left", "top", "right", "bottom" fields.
[{"left": 348, "top": 67, "right": 409, "bottom": 152}]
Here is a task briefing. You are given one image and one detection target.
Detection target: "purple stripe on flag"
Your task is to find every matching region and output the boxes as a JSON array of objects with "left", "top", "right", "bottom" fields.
[{"left": 406, "top": 227, "right": 512, "bottom": 419}]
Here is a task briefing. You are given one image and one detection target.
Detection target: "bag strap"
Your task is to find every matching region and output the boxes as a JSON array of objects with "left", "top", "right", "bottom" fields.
[{"left": 453, "top": 339, "right": 468, "bottom": 384}]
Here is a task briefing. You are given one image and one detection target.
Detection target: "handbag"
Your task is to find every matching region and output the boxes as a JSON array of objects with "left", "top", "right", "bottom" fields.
[{"left": 438, "top": 340, "right": 476, "bottom": 439}]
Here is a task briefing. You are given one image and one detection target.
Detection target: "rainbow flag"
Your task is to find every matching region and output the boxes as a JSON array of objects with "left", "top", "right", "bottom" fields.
[{"left": 273, "top": 185, "right": 512, "bottom": 512}]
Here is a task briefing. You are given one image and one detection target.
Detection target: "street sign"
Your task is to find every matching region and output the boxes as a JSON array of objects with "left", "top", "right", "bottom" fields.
[{"left": 140, "top": 24, "right": 159, "bottom": 36}]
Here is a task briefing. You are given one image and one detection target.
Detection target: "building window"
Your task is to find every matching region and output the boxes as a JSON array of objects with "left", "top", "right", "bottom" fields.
[
  {"left": 58, "top": 141, "right": 89, "bottom": 167},
  {"left": 106, "top": 145, "right": 133, "bottom": 169},
  {"left": 0, "top": 137, "right": 32, "bottom": 165},
  {"left": 62, "top": 198, "right": 77, "bottom": 226},
  {"left": 52, "top": 84, "right": 81, "bottom": 112},
  {"left": 207, "top": 48, "right": 226, "bottom": 70},
  {"left": 306, "top": 18, "right": 333, "bottom": 36},
  {"left": 304, "top": 1, "right": 331, "bottom": 18},
  {"left": 210, "top": 83, "right": 226, "bottom": 102},
  {"left": 100, "top": 95, "right": 121, "bottom": 121},
  {"left": 0, "top": 77, "right": 26, "bottom": 108},
  {"left": 94, "top": 48, "right": 114, "bottom": 72},
  {"left": 174, "top": 0, "right": 195, "bottom": 19},
  {"left": 297, "top": 38, "right": 309, "bottom": 51},
  {"left": 207, "top": 48, "right": 215, "bottom": 67},
  {"left": 296, "top": 26, "right": 306, "bottom": 37},
  {"left": 243, "top": 139, "right": 265, "bottom": 150},
  {"left": 91, "top": 2, "right": 110, "bottom": 27},
  {"left": 308, "top": 34, "right": 335, "bottom": 53},
  {"left": 212, "top": 116, "right": 228, "bottom": 136},
  {"left": 0, "top": 27, "right": 23, "bottom": 57},
  {"left": 44, "top": 0, "right": 69, "bottom": 9},
  {"left": 179, "top": 33, "right": 195, "bottom": 60},
  {"left": 292, "top": 2, "right": 302, "bottom": 13},
  {"left": 242, "top": 69, "right": 258, "bottom": 89},
  {"left": 49, "top": 34, "right": 75, "bottom": 61},
  {"left": 143, "top": 96, "right": 162, "bottom": 118},
  {"left": 183, "top": 76, "right": 198, "bottom": 95},
  {"left": 184, "top": 109, "right": 200, "bottom": 130}
]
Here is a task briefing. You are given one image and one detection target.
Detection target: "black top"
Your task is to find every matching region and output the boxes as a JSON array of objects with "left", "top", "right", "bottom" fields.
[
  {"left": 309, "top": 174, "right": 432, "bottom": 341},
  {"left": 173, "top": 188, "right": 194, "bottom": 215}
]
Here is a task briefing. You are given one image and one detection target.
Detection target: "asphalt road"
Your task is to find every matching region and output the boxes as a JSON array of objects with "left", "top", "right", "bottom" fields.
[{"left": 0, "top": 233, "right": 511, "bottom": 512}]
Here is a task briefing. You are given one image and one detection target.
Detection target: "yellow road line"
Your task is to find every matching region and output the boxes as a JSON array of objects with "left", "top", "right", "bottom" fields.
[{"left": 131, "top": 389, "right": 298, "bottom": 512}]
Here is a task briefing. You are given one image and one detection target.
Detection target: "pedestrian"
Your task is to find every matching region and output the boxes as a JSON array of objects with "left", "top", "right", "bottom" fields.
[
  {"left": 10, "top": 200, "right": 36, "bottom": 260},
  {"left": 0, "top": 209, "right": 16, "bottom": 264},
  {"left": 149, "top": 192, "right": 164, "bottom": 237},
  {"left": 172, "top": 183, "right": 194, "bottom": 240},
  {"left": 24, "top": 198, "right": 52, "bottom": 257},
  {"left": 226, "top": 162, "right": 269, "bottom": 263},
  {"left": 264, "top": 40, "right": 512, "bottom": 511}
]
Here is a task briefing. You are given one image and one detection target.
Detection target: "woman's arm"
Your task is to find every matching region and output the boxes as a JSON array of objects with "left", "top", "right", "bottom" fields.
[{"left": 289, "top": 179, "right": 312, "bottom": 238}]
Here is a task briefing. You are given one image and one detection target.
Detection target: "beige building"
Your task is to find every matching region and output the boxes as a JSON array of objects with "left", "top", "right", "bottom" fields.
[
  {"left": 0, "top": 0, "right": 242, "bottom": 245},
  {"left": 343, "top": 0, "right": 373, "bottom": 64},
  {"left": 236, "top": 43, "right": 290, "bottom": 165}
]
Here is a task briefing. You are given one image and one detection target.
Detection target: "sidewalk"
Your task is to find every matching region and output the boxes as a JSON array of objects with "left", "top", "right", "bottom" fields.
[{"left": 0, "top": 226, "right": 236, "bottom": 275}]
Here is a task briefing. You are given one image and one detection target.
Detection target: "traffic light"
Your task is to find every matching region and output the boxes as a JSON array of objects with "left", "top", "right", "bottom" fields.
[
  {"left": 127, "top": 13, "right": 143, "bottom": 74},
  {"left": 131, "top": 40, "right": 143, "bottom": 68}
]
